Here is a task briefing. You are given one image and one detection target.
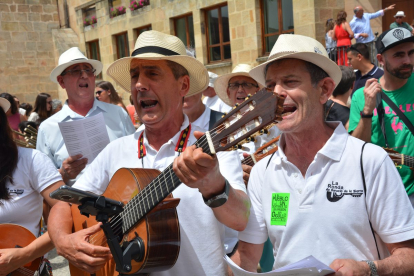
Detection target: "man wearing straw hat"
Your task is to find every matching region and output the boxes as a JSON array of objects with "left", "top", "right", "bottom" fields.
[
  {"left": 48, "top": 31, "right": 249, "bottom": 275},
  {"left": 37, "top": 47, "right": 135, "bottom": 186},
  {"left": 202, "top": 71, "right": 232, "bottom": 113},
  {"left": 390, "top": 11, "right": 414, "bottom": 35},
  {"left": 233, "top": 34, "right": 414, "bottom": 275}
]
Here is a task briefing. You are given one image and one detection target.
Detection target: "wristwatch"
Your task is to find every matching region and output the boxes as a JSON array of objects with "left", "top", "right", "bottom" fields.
[
  {"left": 203, "top": 179, "right": 230, "bottom": 208},
  {"left": 363, "top": 260, "right": 378, "bottom": 276},
  {"left": 360, "top": 111, "right": 373, "bottom": 118}
]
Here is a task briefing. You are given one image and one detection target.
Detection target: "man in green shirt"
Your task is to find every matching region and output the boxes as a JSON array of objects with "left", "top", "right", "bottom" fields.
[
  {"left": 390, "top": 11, "right": 414, "bottom": 35},
  {"left": 349, "top": 27, "right": 414, "bottom": 206}
]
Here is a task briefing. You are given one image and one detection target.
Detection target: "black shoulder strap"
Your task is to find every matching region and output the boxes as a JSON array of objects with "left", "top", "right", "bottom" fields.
[
  {"left": 381, "top": 92, "right": 414, "bottom": 137},
  {"left": 209, "top": 109, "right": 225, "bottom": 131},
  {"left": 360, "top": 142, "right": 381, "bottom": 260},
  {"left": 375, "top": 92, "right": 388, "bottom": 147},
  {"left": 266, "top": 152, "right": 276, "bottom": 169}
]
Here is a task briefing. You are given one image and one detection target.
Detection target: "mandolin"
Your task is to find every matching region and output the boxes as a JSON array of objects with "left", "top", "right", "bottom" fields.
[
  {"left": 64, "top": 89, "right": 285, "bottom": 275},
  {"left": 0, "top": 224, "right": 42, "bottom": 276},
  {"left": 383, "top": 148, "right": 414, "bottom": 170},
  {"left": 241, "top": 135, "right": 280, "bottom": 166}
]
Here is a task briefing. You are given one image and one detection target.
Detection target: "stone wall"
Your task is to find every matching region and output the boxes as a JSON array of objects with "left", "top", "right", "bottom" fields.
[{"left": 0, "top": 0, "right": 61, "bottom": 103}]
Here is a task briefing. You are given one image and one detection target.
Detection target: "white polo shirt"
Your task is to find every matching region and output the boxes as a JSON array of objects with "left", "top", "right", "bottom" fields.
[
  {"left": 239, "top": 122, "right": 414, "bottom": 269},
  {"left": 203, "top": 95, "right": 232, "bottom": 113},
  {"left": 74, "top": 115, "right": 246, "bottom": 276}
]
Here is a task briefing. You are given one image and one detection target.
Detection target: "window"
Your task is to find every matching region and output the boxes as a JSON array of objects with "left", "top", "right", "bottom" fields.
[
  {"left": 260, "top": 0, "right": 294, "bottom": 54},
  {"left": 135, "top": 25, "right": 152, "bottom": 38},
  {"left": 205, "top": 4, "right": 231, "bottom": 62},
  {"left": 174, "top": 14, "right": 194, "bottom": 48},
  {"left": 86, "top": 40, "right": 102, "bottom": 79},
  {"left": 108, "top": 0, "right": 123, "bottom": 9},
  {"left": 83, "top": 5, "right": 97, "bottom": 27},
  {"left": 115, "top": 32, "right": 130, "bottom": 59}
]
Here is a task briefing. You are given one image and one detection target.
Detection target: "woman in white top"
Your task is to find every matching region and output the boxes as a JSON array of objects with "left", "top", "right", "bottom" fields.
[
  {"left": 0, "top": 97, "right": 63, "bottom": 275},
  {"left": 28, "top": 93, "right": 52, "bottom": 125}
]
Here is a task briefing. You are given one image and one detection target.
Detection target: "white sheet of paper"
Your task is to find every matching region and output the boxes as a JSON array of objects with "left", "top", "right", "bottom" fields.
[
  {"left": 224, "top": 255, "right": 334, "bottom": 276},
  {"left": 58, "top": 113, "right": 110, "bottom": 164}
]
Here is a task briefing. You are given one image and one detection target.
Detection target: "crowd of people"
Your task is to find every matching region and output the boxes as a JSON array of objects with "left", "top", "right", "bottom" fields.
[{"left": 1, "top": 7, "right": 414, "bottom": 276}]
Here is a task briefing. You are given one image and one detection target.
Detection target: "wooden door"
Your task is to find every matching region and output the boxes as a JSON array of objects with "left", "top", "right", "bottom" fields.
[{"left": 382, "top": 0, "right": 414, "bottom": 32}]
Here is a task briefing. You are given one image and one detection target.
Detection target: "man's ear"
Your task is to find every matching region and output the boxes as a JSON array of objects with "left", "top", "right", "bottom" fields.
[
  {"left": 56, "top": 76, "right": 66, "bottom": 89},
  {"left": 319, "top": 77, "right": 335, "bottom": 104},
  {"left": 376, "top": 53, "right": 384, "bottom": 67},
  {"left": 179, "top": 75, "right": 190, "bottom": 97}
]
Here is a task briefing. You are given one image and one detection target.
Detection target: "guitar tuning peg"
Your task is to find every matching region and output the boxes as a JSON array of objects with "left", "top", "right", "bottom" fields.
[
  {"left": 233, "top": 103, "right": 239, "bottom": 109},
  {"left": 247, "top": 136, "right": 255, "bottom": 143},
  {"left": 260, "top": 129, "right": 269, "bottom": 135}
]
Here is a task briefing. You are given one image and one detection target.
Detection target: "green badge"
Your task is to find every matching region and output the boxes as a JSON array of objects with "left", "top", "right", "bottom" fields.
[{"left": 271, "top": 193, "right": 290, "bottom": 226}]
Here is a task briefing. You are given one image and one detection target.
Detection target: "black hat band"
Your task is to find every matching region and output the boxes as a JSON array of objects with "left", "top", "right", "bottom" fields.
[{"left": 131, "top": 46, "right": 180, "bottom": 57}]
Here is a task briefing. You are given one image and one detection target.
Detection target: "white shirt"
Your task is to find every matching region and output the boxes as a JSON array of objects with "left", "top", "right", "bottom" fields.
[
  {"left": 74, "top": 115, "right": 246, "bottom": 276},
  {"left": 0, "top": 147, "right": 62, "bottom": 236},
  {"left": 36, "top": 99, "right": 135, "bottom": 186},
  {"left": 240, "top": 122, "right": 414, "bottom": 268},
  {"left": 203, "top": 95, "right": 232, "bottom": 113}
]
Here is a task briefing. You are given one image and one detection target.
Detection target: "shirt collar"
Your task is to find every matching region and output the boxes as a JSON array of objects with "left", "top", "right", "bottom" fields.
[
  {"left": 276, "top": 122, "right": 348, "bottom": 164},
  {"left": 56, "top": 99, "right": 107, "bottom": 122}
]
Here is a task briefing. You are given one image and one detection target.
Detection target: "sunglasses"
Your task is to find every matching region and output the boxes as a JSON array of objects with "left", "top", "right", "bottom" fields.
[
  {"left": 395, "top": 16, "right": 403, "bottom": 19},
  {"left": 96, "top": 90, "right": 104, "bottom": 95},
  {"left": 61, "top": 68, "right": 96, "bottom": 77}
]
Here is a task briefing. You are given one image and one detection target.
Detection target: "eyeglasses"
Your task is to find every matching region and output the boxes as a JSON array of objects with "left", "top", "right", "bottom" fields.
[
  {"left": 228, "top": 82, "right": 259, "bottom": 91},
  {"left": 95, "top": 90, "right": 104, "bottom": 95},
  {"left": 61, "top": 68, "right": 96, "bottom": 77},
  {"left": 349, "top": 45, "right": 363, "bottom": 55},
  {"left": 395, "top": 16, "right": 403, "bottom": 19}
]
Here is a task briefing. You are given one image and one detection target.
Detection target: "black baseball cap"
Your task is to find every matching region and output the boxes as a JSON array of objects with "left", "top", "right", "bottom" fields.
[{"left": 376, "top": 27, "right": 414, "bottom": 54}]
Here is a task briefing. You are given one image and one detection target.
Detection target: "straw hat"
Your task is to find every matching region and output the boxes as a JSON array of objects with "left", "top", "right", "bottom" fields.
[
  {"left": 249, "top": 34, "right": 342, "bottom": 88},
  {"left": 214, "top": 64, "right": 263, "bottom": 106},
  {"left": 0, "top": 97, "right": 10, "bottom": 113},
  {"left": 50, "top": 47, "right": 103, "bottom": 83},
  {"left": 394, "top": 11, "right": 406, "bottom": 17},
  {"left": 107, "top": 30, "right": 209, "bottom": 97}
]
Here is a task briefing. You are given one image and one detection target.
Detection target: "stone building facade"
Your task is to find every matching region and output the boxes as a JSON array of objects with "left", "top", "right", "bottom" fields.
[{"left": 1, "top": 0, "right": 389, "bottom": 105}]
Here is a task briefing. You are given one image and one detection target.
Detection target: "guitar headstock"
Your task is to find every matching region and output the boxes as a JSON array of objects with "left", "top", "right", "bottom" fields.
[
  {"left": 251, "top": 135, "right": 280, "bottom": 163},
  {"left": 383, "top": 147, "right": 403, "bottom": 165},
  {"left": 202, "top": 88, "right": 285, "bottom": 154}
]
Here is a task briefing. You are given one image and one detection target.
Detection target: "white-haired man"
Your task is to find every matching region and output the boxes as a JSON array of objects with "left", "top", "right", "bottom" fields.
[
  {"left": 37, "top": 47, "right": 135, "bottom": 185},
  {"left": 233, "top": 34, "right": 414, "bottom": 275}
]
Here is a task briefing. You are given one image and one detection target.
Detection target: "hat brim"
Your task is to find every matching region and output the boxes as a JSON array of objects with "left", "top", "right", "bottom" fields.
[
  {"left": 0, "top": 97, "right": 11, "bottom": 113},
  {"left": 249, "top": 52, "right": 342, "bottom": 89},
  {"left": 214, "top": 72, "right": 264, "bottom": 106},
  {"left": 50, "top": 59, "right": 103, "bottom": 83},
  {"left": 107, "top": 54, "right": 209, "bottom": 97}
]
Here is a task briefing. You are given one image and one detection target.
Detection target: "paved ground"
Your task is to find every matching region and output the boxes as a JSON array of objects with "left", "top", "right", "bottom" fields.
[{"left": 48, "top": 248, "right": 70, "bottom": 275}]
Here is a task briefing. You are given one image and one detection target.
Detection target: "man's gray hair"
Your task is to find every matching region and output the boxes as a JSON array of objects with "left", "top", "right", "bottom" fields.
[{"left": 51, "top": 99, "right": 62, "bottom": 111}]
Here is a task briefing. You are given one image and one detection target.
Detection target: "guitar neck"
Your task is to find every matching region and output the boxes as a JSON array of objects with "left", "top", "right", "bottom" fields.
[
  {"left": 241, "top": 155, "right": 255, "bottom": 166},
  {"left": 404, "top": 154, "right": 414, "bottom": 168},
  {"left": 120, "top": 134, "right": 213, "bottom": 233}
]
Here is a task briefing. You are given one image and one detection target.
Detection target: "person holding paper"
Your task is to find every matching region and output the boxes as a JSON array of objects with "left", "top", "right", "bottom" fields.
[
  {"left": 233, "top": 34, "right": 414, "bottom": 275},
  {"left": 37, "top": 47, "right": 135, "bottom": 185}
]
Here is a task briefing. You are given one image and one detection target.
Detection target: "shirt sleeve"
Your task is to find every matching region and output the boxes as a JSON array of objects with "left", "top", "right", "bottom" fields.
[
  {"left": 367, "top": 10, "right": 384, "bottom": 20},
  {"left": 348, "top": 87, "right": 365, "bottom": 133},
  {"left": 36, "top": 125, "right": 58, "bottom": 168},
  {"left": 216, "top": 151, "right": 246, "bottom": 194},
  {"left": 364, "top": 145, "right": 414, "bottom": 243},
  {"left": 121, "top": 108, "right": 136, "bottom": 135},
  {"left": 30, "top": 149, "right": 62, "bottom": 193},
  {"left": 238, "top": 158, "right": 269, "bottom": 244}
]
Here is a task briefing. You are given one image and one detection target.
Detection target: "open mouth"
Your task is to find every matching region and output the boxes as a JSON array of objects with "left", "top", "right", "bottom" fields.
[
  {"left": 140, "top": 100, "right": 158, "bottom": 109},
  {"left": 79, "top": 83, "right": 89, "bottom": 88},
  {"left": 282, "top": 106, "right": 297, "bottom": 117},
  {"left": 236, "top": 96, "right": 247, "bottom": 101}
]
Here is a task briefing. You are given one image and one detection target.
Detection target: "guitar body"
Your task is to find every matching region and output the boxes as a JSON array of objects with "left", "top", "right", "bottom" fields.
[
  {"left": 70, "top": 168, "right": 181, "bottom": 276},
  {"left": 0, "top": 224, "right": 41, "bottom": 276}
]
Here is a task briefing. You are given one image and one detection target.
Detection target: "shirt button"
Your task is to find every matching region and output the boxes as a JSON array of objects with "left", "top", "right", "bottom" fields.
[
  {"left": 298, "top": 189, "right": 302, "bottom": 194},
  {"left": 293, "top": 173, "right": 298, "bottom": 178}
]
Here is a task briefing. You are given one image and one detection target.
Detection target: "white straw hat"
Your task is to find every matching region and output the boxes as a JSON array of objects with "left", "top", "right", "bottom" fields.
[
  {"left": 107, "top": 30, "right": 209, "bottom": 96},
  {"left": 394, "top": 11, "right": 406, "bottom": 17},
  {"left": 50, "top": 47, "right": 103, "bottom": 83},
  {"left": 0, "top": 97, "right": 10, "bottom": 113},
  {"left": 214, "top": 64, "right": 263, "bottom": 106},
  {"left": 249, "top": 34, "right": 342, "bottom": 88},
  {"left": 208, "top": 71, "right": 218, "bottom": 87}
]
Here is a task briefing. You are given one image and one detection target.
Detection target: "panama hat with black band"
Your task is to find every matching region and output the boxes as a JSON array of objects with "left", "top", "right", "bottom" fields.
[
  {"left": 50, "top": 47, "right": 103, "bottom": 83},
  {"left": 249, "top": 34, "right": 342, "bottom": 88},
  {"left": 0, "top": 97, "right": 11, "bottom": 113},
  {"left": 376, "top": 27, "right": 414, "bottom": 55},
  {"left": 107, "top": 30, "right": 209, "bottom": 97}
]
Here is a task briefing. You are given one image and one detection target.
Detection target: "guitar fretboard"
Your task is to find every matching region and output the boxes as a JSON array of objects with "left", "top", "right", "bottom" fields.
[
  {"left": 403, "top": 154, "right": 414, "bottom": 168},
  {"left": 117, "top": 134, "right": 212, "bottom": 233}
]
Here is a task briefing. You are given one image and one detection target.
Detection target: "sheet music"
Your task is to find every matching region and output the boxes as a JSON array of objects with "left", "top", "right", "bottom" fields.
[
  {"left": 224, "top": 255, "right": 334, "bottom": 276},
  {"left": 58, "top": 113, "right": 110, "bottom": 164}
]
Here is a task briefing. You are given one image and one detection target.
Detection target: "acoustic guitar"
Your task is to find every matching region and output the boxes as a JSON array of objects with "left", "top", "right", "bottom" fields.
[
  {"left": 67, "top": 89, "right": 286, "bottom": 275},
  {"left": 241, "top": 135, "right": 280, "bottom": 166},
  {"left": 384, "top": 148, "right": 414, "bottom": 171},
  {"left": 0, "top": 224, "right": 42, "bottom": 276}
]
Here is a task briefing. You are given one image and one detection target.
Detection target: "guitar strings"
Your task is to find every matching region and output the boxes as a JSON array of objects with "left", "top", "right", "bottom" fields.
[
  {"left": 89, "top": 103, "right": 275, "bottom": 244},
  {"left": 14, "top": 266, "right": 36, "bottom": 276}
]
